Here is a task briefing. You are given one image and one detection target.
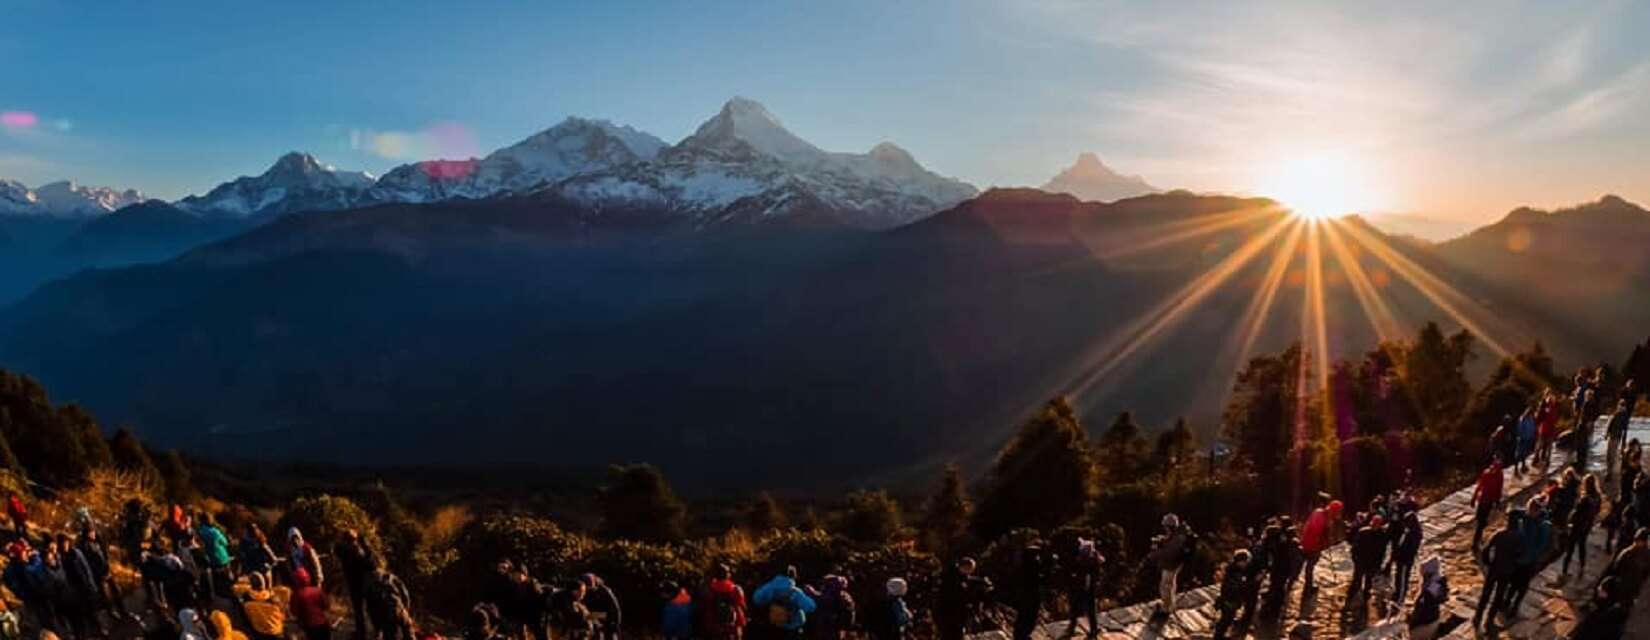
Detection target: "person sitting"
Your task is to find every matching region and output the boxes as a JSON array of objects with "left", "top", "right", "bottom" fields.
[{"left": 236, "top": 572, "right": 291, "bottom": 640}]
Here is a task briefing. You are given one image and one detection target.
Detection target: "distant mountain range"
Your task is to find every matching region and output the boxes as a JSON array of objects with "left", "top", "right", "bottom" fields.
[{"left": 0, "top": 179, "right": 144, "bottom": 218}]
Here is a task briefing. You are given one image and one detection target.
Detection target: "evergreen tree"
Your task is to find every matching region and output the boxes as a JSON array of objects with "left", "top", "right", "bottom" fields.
[
  {"left": 109, "top": 428, "right": 162, "bottom": 485},
  {"left": 1096, "top": 411, "right": 1148, "bottom": 481},
  {"left": 837, "top": 489, "right": 903, "bottom": 544},
  {"left": 973, "top": 397, "right": 1097, "bottom": 540},
  {"left": 1153, "top": 418, "right": 1196, "bottom": 477},
  {"left": 157, "top": 449, "right": 194, "bottom": 503},
  {"left": 599, "top": 464, "right": 687, "bottom": 542},
  {"left": 920, "top": 464, "right": 973, "bottom": 555},
  {"left": 1401, "top": 322, "right": 1476, "bottom": 428},
  {"left": 0, "top": 370, "right": 92, "bottom": 487},
  {"left": 741, "top": 492, "right": 789, "bottom": 533},
  {"left": 1222, "top": 344, "right": 1306, "bottom": 476}
]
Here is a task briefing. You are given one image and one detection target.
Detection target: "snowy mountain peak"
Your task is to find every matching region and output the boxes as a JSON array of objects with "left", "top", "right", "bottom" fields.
[
  {"left": 1041, "top": 153, "right": 1158, "bottom": 203},
  {"left": 684, "top": 97, "right": 822, "bottom": 162},
  {"left": 0, "top": 178, "right": 144, "bottom": 217},
  {"left": 177, "top": 152, "right": 374, "bottom": 217}
]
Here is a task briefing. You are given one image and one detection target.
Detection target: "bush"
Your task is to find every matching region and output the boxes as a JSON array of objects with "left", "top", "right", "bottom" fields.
[{"left": 584, "top": 541, "right": 701, "bottom": 631}]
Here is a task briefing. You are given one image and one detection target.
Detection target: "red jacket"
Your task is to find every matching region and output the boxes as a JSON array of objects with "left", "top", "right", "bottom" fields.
[
  {"left": 6, "top": 495, "right": 25, "bottom": 523},
  {"left": 291, "top": 584, "right": 330, "bottom": 629},
  {"left": 1301, "top": 503, "right": 1340, "bottom": 554},
  {"left": 1473, "top": 466, "right": 1504, "bottom": 507},
  {"left": 698, "top": 578, "right": 747, "bottom": 638}
]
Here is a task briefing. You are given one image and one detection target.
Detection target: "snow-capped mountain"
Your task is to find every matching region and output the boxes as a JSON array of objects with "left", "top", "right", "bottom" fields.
[
  {"left": 547, "top": 97, "right": 977, "bottom": 228},
  {"left": 0, "top": 178, "right": 144, "bottom": 217},
  {"left": 176, "top": 152, "right": 374, "bottom": 218},
  {"left": 1041, "top": 152, "right": 1157, "bottom": 203},
  {"left": 174, "top": 97, "right": 976, "bottom": 230},
  {"left": 368, "top": 117, "right": 667, "bottom": 203}
]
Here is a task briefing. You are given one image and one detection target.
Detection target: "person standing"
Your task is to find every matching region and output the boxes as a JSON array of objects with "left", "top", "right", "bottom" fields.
[
  {"left": 1147, "top": 514, "right": 1193, "bottom": 620},
  {"left": 699, "top": 564, "right": 746, "bottom": 640},
  {"left": 5, "top": 494, "right": 25, "bottom": 539},
  {"left": 290, "top": 568, "right": 331, "bottom": 640},
  {"left": 336, "top": 529, "right": 378, "bottom": 640},
  {"left": 752, "top": 566, "right": 815, "bottom": 640},
  {"left": 1389, "top": 509, "right": 1423, "bottom": 609},
  {"left": 1504, "top": 499, "right": 1553, "bottom": 618},
  {"left": 1473, "top": 510, "right": 1521, "bottom": 629},
  {"left": 1515, "top": 405, "right": 1538, "bottom": 476},
  {"left": 1600, "top": 528, "right": 1650, "bottom": 610},
  {"left": 197, "top": 512, "right": 233, "bottom": 599},
  {"left": 1537, "top": 392, "right": 1561, "bottom": 467},
  {"left": 1346, "top": 515, "right": 1388, "bottom": 603},
  {"left": 1009, "top": 546, "right": 1048, "bottom": 640},
  {"left": 1568, "top": 576, "right": 1629, "bottom": 640},
  {"left": 867, "top": 578, "right": 912, "bottom": 640},
  {"left": 1574, "top": 389, "right": 1601, "bottom": 470},
  {"left": 286, "top": 528, "right": 323, "bottom": 588},
  {"left": 1471, "top": 460, "right": 1504, "bottom": 551},
  {"left": 1562, "top": 474, "right": 1603, "bottom": 577},
  {"left": 579, "top": 574, "right": 621, "bottom": 640},
  {"left": 1606, "top": 399, "right": 1632, "bottom": 478},
  {"left": 365, "top": 563, "right": 415, "bottom": 640},
  {"left": 1300, "top": 497, "right": 1341, "bottom": 591},
  {"left": 1063, "top": 539, "right": 1102, "bottom": 636},
  {"left": 809, "top": 575, "right": 855, "bottom": 640},
  {"left": 659, "top": 582, "right": 694, "bottom": 640},
  {"left": 1261, "top": 524, "right": 1302, "bottom": 621},
  {"left": 1211, "top": 550, "right": 1253, "bottom": 640}
]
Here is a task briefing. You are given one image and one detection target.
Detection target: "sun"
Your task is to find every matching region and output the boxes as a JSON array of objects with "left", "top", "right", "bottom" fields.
[{"left": 1259, "top": 151, "right": 1385, "bottom": 220}]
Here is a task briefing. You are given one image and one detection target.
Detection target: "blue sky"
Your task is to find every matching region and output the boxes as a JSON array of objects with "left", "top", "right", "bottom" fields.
[{"left": 3, "top": 1, "right": 1647, "bottom": 233}]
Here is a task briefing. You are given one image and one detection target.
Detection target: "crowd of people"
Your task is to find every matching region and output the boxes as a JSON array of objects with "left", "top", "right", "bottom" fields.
[
  {"left": 2, "top": 501, "right": 418, "bottom": 640},
  {"left": 0, "top": 370, "right": 1647, "bottom": 640}
]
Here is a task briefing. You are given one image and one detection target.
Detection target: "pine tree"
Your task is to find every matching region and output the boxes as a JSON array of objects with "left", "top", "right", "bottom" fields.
[
  {"left": 741, "top": 492, "right": 789, "bottom": 533},
  {"left": 972, "top": 397, "right": 1097, "bottom": 540},
  {"left": 921, "top": 464, "right": 973, "bottom": 555},
  {"left": 1096, "top": 411, "right": 1148, "bottom": 482},
  {"left": 599, "top": 464, "right": 688, "bottom": 542},
  {"left": 58, "top": 404, "right": 113, "bottom": 470},
  {"left": 1153, "top": 418, "right": 1196, "bottom": 477}
]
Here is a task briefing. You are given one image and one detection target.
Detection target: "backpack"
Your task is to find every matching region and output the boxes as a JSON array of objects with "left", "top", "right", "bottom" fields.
[
  {"left": 367, "top": 571, "right": 410, "bottom": 620},
  {"left": 1178, "top": 530, "right": 1201, "bottom": 565},
  {"left": 712, "top": 589, "right": 740, "bottom": 628},
  {"left": 766, "top": 589, "right": 795, "bottom": 627}
]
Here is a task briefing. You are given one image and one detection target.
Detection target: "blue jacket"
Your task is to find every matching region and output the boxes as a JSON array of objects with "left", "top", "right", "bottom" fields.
[
  {"left": 660, "top": 590, "right": 693, "bottom": 638},
  {"left": 751, "top": 576, "right": 817, "bottom": 630},
  {"left": 1516, "top": 415, "right": 1537, "bottom": 456},
  {"left": 1518, "top": 518, "right": 1551, "bottom": 565}
]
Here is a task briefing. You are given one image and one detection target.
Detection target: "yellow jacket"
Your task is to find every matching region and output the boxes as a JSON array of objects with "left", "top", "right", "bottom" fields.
[{"left": 235, "top": 583, "right": 291, "bottom": 637}]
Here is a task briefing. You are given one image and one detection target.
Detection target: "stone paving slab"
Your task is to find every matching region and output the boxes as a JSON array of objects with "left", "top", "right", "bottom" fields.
[{"left": 975, "top": 418, "right": 1650, "bottom": 640}]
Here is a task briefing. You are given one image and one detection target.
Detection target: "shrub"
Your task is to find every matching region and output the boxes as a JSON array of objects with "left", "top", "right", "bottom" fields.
[{"left": 584, "top": 541, "right": 701, "bottom": 630}]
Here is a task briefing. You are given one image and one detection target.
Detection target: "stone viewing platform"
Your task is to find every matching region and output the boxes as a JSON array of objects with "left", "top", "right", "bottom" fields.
[{"left": 973, "top": 418, "right": 1650, "bottom": 639}]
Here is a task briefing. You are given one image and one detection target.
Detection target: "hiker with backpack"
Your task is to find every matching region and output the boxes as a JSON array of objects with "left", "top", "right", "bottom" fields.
[
  {"left": 751, "top": 566, "right": 815, "bottom": 640},
  {"left": 1145, "top": 514, "right": 1194, "bottom": 621},
  {"left": 365, "top": 563, "right": 415, "bottom": 640},
  {"left": 806, "top": 575, "right": 854, "bottom": 640},
  {"left": 549, "top": 580, "right": 594, "bottom": 640},
  {"left": 196, "top": 512, "right": 233, "bottom": 599},
  {"left": 698, "top": 564, "right": 746, "bottom": 640},
  {"left": 934, "top": 557, "right": 984, "bottom": 640},
  {"left": 1063, "top": 538, "right": 1103, "bottom": 636},
  {"left": 287, "top": 528, "right": 323, "bottom": 589},
  {"left": 866, "top": 578, "right": 911, "bottom": 640},
  {"left": 659, "top": 582, "right": 694, "bottom": 640},
  {"left": 579, "top": 574, "right": 621, "bottom": 640},
  {"left": 1345, "top": 514, "right": 1388, "bottom": 604}
]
